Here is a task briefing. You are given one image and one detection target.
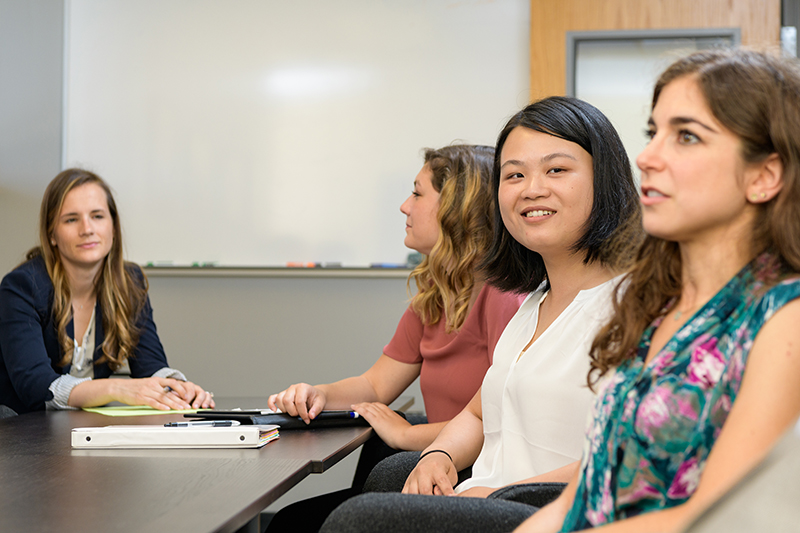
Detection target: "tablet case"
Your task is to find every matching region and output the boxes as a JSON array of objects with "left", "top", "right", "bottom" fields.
[{"left": 186, "top": 410, "right": 373, "bottom": 429}]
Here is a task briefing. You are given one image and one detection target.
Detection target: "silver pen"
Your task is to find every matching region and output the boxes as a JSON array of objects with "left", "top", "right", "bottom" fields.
[{"left": 164, "top": 420, "right": 241, "bottom": 427}]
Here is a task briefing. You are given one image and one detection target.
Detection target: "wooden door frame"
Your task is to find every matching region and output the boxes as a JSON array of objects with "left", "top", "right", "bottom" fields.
[{"left": 530, "top": 0, "right": 781, "bottom": 100}]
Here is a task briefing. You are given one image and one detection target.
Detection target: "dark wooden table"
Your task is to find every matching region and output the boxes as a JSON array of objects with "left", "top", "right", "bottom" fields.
[{"left": 0, "top": 397, "right": 376, "bottom": 533}]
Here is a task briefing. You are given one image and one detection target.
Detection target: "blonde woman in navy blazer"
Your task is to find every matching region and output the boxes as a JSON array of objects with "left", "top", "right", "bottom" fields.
[{"left": 0, "top": 168, "right": 213, "bottom": 414}]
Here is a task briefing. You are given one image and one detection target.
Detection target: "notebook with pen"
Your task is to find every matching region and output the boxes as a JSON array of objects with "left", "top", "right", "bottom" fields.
[
  {"left": 71, "top": 424, "right": 280, "bottom": 449},
  {"left": 186, "top": 410, "right": 373, "bottom": 429}
]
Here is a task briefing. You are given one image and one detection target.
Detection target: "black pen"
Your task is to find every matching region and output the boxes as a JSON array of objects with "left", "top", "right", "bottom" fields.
[
  {"left": 164, "top": 420, "right": 241, "bottom": 427},
  {"left": 314, "top": 410, "right": 360, "bottom": 420}
]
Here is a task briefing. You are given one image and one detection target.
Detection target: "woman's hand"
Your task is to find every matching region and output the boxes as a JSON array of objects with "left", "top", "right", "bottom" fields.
[
  {"left": 456, "top": 486, "right": 496, "bottom": 498},
  {"left": 164, "top": 379, "right": 215, "bottom": 409},
  {"left": 352, "top": 401, "right": 412, "bottom": 449},
  {"left": 106, "top": 377, "right": 211, "bottom": 410},
  {"left": 402, "top": 450, "right": 459, "bottom": 496},
  {"left": 268, "top": 383, "right": 327, "bottom": 423}
]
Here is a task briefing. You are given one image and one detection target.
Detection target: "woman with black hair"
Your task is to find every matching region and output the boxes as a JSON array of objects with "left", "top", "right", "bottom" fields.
[{"left": 319, "top": 96, "right": 643, "bottom": 532}]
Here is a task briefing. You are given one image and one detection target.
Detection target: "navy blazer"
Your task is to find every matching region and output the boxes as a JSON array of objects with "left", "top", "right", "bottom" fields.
[{"left": 0, "top": 256, "right": 169, "bottom": 414}]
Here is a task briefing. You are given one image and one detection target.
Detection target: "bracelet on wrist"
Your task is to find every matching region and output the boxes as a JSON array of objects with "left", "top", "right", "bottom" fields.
[{"left": 419, "top": 449, "right": 453, "bottom": 464}]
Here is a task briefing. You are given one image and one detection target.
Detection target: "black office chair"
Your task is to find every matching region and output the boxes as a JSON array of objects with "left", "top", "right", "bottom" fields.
[
  {"left": 0, "top": 405, "right": 18, "bottom": 419},
  {"left": 486, "top": 482, "right": 567, "bottom": 508}
]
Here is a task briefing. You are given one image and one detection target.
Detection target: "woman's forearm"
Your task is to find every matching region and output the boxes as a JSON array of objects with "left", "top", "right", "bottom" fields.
[
  {"left": 316, "top": 375, "right": 382, "bottom": 409},
  {"left": 67, "top": 378, "right": 117, "bottom": 407},
  {"left": 572, "top": 505, "right": 685, "bottom": 533},
  {"left": 402, "top": 397, "right": 487, "bottom": 496},
  {"left": 68, "top": 376, "right": 202, "bottom": 410},
  {"left": 423, "top": 401, "right": 485, "bottom": 470},
  {"left": 317, "top": 354, "right": 422, "bottom": 409},
  {"left": 396, "top": 420, "right": 448, "bottom": 450}
]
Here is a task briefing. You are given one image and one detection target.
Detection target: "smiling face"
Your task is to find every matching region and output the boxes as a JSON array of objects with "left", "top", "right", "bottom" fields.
[
  {"left": 637, "top": 76, "right": 759, "bottom": 244},
  {"left": 399, "top": 164, "right": 441, "bottom": 255},
  {"left": 52, "top": 183, "right": 114, "bottom": 276},
  {"left": 498, "top": 126, "right": 594, "bottom": 259}
]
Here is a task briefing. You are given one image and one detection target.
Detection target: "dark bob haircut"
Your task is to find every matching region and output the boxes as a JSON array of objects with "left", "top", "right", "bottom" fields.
[{"left": 481, "top": 96, "right": 642, "bottom": 293}]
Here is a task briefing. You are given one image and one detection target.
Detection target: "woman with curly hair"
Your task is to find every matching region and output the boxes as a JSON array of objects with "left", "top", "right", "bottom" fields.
[
  {"left": 265, "top": 145, "right": 524, "bottom": 531},
  {"left": 269, "top": 144, "right": 522, "bottom": 451}
]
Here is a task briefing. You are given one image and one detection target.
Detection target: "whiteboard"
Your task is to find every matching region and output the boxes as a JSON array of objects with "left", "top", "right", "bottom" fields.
[{"left": 63, "top": 0, "right": 530, "bottom": 267}]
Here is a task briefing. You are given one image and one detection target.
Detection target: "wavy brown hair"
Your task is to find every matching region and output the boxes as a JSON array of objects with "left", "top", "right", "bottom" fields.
[
  {"left": 28, "top": 168, "right": 148, "bottom": 370},
  {"left": 409, "top": 145, "right": 496, "bottom": 332},
  {"left": 589, "top": 49, "right": 800, "bottom": 386}
]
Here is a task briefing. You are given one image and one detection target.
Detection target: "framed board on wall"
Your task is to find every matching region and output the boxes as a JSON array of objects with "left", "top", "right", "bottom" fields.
[{"left": 63, "top": 0, "right": 530, "bottom": 267}]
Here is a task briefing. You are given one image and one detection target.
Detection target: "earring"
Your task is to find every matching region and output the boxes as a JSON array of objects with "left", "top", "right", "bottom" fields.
[
  {"left": 751, "top": 194, "right": 758, "bottom": 201},
  {"left": 760, "top": 192, "right": 767, "bottom": 199},
  {"left": 50, "top": 239, "right": 56, "bottom": 246}
]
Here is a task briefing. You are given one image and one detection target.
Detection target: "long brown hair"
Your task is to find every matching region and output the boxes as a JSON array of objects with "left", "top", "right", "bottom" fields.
[
  {"left": 589, "top": 49, "right": 800, "bottom": 386},
  {"left": 29, "top": 168, "right": 148, "bottom": 369},
  {"left": 409, "top": 145, "right": 495, "bottom": 332}
]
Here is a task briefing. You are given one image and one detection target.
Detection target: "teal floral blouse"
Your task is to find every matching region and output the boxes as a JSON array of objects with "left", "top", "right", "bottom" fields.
[{"left": 561, "top": 254, "right": 800, "bottom": 531}]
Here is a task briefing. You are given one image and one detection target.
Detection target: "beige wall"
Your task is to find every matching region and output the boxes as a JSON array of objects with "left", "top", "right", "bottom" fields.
[
  {"left": 0, "top": 189, "right": 40, "bottom": 274},
  {"left": 530, "top": 0, "right": 782, "bottom": 100},
  {"left": 0, "top": 0, "right": 64, "bottom": 274},
  {"left": 146, "top": 272, "right": 414, "bottom": 401}
]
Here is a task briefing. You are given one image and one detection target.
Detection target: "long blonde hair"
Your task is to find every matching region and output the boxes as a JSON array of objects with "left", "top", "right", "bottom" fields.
[
  {"left": 409, "top": 145, "right": 495, "bottom": 332},
  {"left": 589, "top": 49, "right": 800, "bottom": 386},
  {"left": 29, "top": 168, "right": 147, "bottom": 370}
]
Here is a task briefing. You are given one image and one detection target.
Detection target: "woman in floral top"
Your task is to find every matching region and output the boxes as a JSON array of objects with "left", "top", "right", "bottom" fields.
[{"left": 515, "top": 49, "right": 800, "bottom": 533}]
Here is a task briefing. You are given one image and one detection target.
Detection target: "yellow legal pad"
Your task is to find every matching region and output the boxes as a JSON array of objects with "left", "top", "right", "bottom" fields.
[{"left": 83, "top": 406, "right": 198, "bottom": 417}]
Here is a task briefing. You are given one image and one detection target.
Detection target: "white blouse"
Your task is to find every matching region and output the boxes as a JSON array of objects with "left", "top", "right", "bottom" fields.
[{"left": 456, "top": 276, "right": 622, "bottom": 492}]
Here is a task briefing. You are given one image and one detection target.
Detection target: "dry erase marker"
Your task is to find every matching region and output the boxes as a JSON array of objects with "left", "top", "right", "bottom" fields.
[
  {"left": 369, "top": 262, "right": 407, "bottom": 268},
  {"left": 164, "top": 420, "right": 241, "bottom": 427}
]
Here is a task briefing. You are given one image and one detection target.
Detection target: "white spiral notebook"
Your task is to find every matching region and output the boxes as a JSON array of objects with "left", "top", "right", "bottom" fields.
[{"left": 71, "top": 424, "right": 280, "bottom": 449}]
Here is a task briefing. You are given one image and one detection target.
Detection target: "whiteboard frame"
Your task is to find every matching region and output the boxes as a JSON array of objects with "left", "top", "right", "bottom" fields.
[{"left": 565, "top": 28, "right": 742, "bottom": 97}]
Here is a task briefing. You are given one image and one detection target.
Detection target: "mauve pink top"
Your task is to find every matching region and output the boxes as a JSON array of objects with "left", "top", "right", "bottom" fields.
[{"left": 384, "top": 284, "right": 524, "bottom": 423}]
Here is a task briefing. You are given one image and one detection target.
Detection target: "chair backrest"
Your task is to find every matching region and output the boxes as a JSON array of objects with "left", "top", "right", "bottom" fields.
[{"left": 681, "top": 426, "right": 800, "bottom": 533}]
